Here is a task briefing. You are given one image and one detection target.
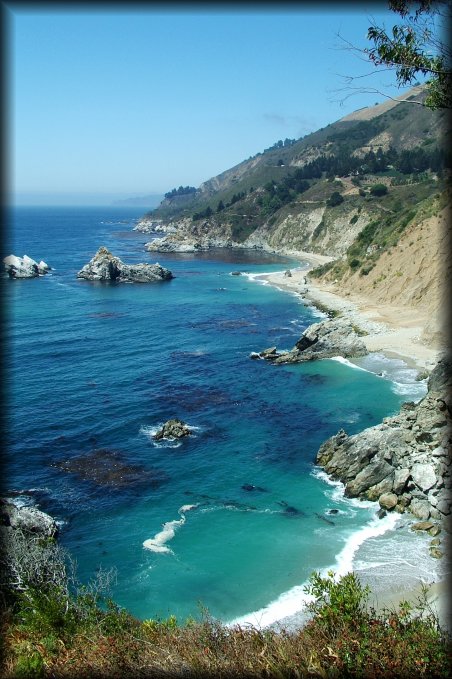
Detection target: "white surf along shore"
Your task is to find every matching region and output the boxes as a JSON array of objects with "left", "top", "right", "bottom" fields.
[{"left": 236, "top": 250, "right": 450, "bottom": 632}]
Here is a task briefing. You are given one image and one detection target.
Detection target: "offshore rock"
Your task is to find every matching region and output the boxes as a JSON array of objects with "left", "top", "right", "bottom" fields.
[
  {"left": 271, "top": 317, "right": 368, "bottom": 364},
  {"left": 153, "top": 418, "right": 192, "bottom": 440},
  {"left": 77, "top": 246, "right": 173, "bottom": 283},
  {"left": 3, "top": 254, "right": 50, "bottom": 278},
  {"left": 315, "top": 356, "right": 452, "bottom": 524},
  {"left": 0, "top": 498, "right": 58, "bottom": 537}
]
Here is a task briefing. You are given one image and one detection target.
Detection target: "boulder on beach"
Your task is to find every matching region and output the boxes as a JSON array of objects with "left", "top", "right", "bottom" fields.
[
  {"left": 77, "top": 246, "right": 173, "bottom": 283},
  {"left": 153, "top": 418, "right": 192, "bottom": 440},
  {"left": 3, "top": 254, "right": 50, "bottom": 279}
]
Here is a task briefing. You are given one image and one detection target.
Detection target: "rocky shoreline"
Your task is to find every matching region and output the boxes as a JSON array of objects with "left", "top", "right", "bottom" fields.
[
  {"left": 0, "top": 498, "right": 58, "bottom": 538},
  {"left": 139, "top": 222, "right": 450, "bottom": 551},
  {"left": 316, "top": 356, "right": 451, "bottom": 554},
  {"left": 251, "top": 314, "right": 450, "bottom": 550}
]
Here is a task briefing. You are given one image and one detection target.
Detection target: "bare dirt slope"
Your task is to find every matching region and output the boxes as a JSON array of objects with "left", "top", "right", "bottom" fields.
[{"left": 322, "top": 206, "right": 450, "bottom": 349}]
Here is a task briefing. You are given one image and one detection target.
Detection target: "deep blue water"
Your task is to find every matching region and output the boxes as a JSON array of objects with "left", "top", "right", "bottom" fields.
[{"left": 2, "top": 206, "right": 430, "bottom": 626}]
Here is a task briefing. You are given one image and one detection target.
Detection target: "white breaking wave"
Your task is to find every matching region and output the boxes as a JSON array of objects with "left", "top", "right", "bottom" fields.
[
  {"left": 241, "top": 272, "right": 272, "bottom": 285},
  {"left": 311, "top": 468, "right": 376, "bottom": 510},
  {"left": 334, "top": 512, "right": 400, "bottom": 577},
  {"left": 330, "top": 356, "right": 370, "bottom": 372},
  {"left": 143, "top": 504, "right": 198, "bottom": 554},
  {"left": 354, "top": 353, "right": 428, "bottom": 401}
]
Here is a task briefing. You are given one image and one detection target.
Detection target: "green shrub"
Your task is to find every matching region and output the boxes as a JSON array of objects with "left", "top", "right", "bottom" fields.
[
  {"left": 305, "top": 571, "right": 370, "bottom": 635},
  {"left": 370, "top": 183, "right": 388, "bottom": 196},
  {"left": 327, "top": 191, "right": 344, "bottom": 206},
  {"left": 360, "top": 263, "right": 375, "bottom": 276},
  {"left": 307, "top": 260, "right": 335, "bottom": 278},
  {"left": 14, "top": 650, "right": 44, "bottom": 678}
]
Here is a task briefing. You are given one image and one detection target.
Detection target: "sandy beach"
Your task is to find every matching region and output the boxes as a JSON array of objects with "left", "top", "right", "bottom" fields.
[
  {"left": 259, "top": 251, "right": 443, "bottom": 372},
  {"left": 368, "top": 579, "right": 451, "bottom": 632}
]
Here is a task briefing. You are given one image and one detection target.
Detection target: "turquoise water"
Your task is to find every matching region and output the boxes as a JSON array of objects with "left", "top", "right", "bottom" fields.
[{"left": 3, "top": 206, "right": 430, "bottom": 625}]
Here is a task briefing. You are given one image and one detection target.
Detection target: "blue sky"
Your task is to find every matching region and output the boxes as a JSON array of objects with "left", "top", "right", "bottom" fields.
[{"left": 7, "top": 3, "right": 411, "bottom": 205}]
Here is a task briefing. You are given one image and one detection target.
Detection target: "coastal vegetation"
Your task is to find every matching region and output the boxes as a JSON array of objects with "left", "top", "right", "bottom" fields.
[{"left": 1, "top": 530, "right": 450, "bottom": 678}]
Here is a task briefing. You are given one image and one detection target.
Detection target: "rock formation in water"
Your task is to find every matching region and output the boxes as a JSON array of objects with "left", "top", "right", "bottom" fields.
[
  {"left": 77, "top": 246, "right": 173, "bottom": 283},
  {"left": 153, "top": 419, "right": 192, "bottom": 440},
  {"left": 3, "top": 255, "right": 50, "bottom": 279},
  {"left": 252, "top": 317, "right": 368, "bottom": 363},
  {"left": 315, "top": 356, "right": 451, "bottom": 555}
]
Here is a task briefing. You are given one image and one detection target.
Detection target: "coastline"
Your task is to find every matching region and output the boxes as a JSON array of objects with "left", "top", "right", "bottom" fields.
[
  {"left": 257, "top": 253, "right": 442, "bottom": 372},
  {"left": 248, "top": 250, "right": 450, "bottom": 633}
]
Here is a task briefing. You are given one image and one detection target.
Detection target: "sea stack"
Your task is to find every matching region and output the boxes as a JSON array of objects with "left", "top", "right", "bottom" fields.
[{"left": 77, "top": 246, "right": 173, "bottom": 283}]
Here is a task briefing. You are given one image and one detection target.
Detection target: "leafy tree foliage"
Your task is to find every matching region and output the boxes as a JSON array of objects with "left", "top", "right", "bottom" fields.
[
  {"left": 192, "top": 206, "right": 213, "bottom": 221},
  {"left": 227, "top": 191, "right": 247, "bottom": 206},
  {"left": 365, "top": 1, "right": 452, "bottom": 109},
  {"left": 262, "top": 138, "right": 296, "bottom": 154}
]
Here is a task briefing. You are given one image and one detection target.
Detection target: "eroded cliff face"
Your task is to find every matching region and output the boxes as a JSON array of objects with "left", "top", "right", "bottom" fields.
[
  {"left": 251, "top": 205, "right": 374, "bottom": 257},
  {"left": 141, "top": 203, "right": 379, "bottom": 259}
]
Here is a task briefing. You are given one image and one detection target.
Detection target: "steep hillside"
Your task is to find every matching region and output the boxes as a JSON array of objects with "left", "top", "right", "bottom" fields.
[{"left": 143, "top": 85, "right": 446, "bottom": 224}]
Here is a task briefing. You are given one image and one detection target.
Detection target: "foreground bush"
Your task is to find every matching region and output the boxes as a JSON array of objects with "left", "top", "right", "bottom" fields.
[{"left": 1, "top": 566, "right": 450, "bottom": 678}]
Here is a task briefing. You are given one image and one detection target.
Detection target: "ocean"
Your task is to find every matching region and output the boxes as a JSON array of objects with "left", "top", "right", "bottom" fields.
[{"left": 2, "top": 205, "right": 439, "bottom": 628}]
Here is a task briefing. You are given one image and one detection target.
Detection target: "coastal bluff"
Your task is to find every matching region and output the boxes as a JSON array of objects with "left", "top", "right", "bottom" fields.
[
  {"left": 316, "top": 356, "right": 451, "bottom": 552},
  {"left": 77, "top": 246, "right": 173, "bottom": 283}
]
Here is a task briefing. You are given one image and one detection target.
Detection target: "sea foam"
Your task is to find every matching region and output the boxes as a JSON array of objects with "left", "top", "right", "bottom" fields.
[{"left": 143, "top": 504, "right": 198, "bottom": 554}]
